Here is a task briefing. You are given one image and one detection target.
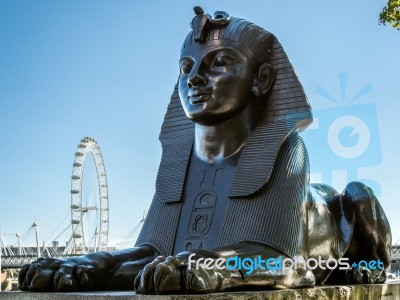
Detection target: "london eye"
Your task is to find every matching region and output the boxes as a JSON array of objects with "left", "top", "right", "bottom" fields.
[{"left": 65, "top": 137, "right": 109, "bottom": 254}]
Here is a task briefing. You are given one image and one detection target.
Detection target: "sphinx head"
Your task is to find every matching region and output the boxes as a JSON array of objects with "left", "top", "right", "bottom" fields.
[
  {"left": 157, "top": 8, "right": 312, "bottom": 202},
  {"left": 178, "top": 7, "right": 276, "bottom": 126}
]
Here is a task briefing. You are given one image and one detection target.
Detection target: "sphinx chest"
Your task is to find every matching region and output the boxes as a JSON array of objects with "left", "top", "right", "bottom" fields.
[{"left": 172, "top": 153, "right": 239, "bottom": 255}]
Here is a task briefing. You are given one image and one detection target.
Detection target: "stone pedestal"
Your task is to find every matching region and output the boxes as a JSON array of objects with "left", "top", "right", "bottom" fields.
[{"left": 0, "top": 284, "right": 400, "bottom": 300}]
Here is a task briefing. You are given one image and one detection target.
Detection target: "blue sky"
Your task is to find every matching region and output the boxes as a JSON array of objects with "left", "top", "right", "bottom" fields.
[{"left": 0, "top": 1, "right": 399, "bottom": 248}]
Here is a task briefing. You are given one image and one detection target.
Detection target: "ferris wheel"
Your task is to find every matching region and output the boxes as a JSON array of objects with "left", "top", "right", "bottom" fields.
[{"left": 66, "top": 137, "right": 109, "bottom": 254}]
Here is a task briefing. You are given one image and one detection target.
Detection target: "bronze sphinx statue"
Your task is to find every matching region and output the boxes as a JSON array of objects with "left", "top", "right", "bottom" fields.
[{"left": 19, "top": 7, "right": 391, "bottom": 294}]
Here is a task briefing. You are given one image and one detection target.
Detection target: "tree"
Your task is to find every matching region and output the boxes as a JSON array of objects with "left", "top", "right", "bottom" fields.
[{"left": 379, "top": 0, "right": 400, "bottom": 29}]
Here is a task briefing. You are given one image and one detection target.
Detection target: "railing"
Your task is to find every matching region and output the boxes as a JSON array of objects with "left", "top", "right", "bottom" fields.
[
  {"left": 0, "top": 254, "right": 83, "bottom": 269},
  {"left": 1, "top": 256, "right": 38, "bottom": 269},
  {"left": 1, "top": 246, "right": 400, "bottom": 269}
]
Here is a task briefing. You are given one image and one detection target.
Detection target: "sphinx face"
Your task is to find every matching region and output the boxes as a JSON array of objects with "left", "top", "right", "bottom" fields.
[{"left": 178, "top": 43, "right": 257, "bottom": 126}]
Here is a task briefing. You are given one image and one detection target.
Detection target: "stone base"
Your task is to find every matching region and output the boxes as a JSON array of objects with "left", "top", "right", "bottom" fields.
[{"left": 0, "top": 284, "right": 399, "bottom": 300}]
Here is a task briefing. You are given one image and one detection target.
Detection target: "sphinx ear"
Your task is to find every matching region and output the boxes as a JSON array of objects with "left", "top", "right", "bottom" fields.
[{"left": 252, "top": 63, "right": 275, "bottom": 97}]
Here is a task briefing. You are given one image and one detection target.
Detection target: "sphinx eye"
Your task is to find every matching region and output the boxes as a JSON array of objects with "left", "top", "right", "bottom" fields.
[
  {"left": 180, "top": 61, "right": 193, "bottom": 75},
  {"left": 212, "top": 55, "right": 236, "bottom": 68}
]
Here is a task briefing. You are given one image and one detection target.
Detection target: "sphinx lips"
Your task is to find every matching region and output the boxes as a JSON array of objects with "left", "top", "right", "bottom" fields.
[
  {"left": 189, "top": 94, "right": 211, "bottom": 104},
  {"left": 188, "top": 90, "right": 211, "bottom": 104}
]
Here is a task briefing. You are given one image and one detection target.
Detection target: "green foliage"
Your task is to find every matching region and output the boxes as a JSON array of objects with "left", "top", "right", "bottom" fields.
[{"left": 379, "top": 0, "right": 400, "bottom": 29}]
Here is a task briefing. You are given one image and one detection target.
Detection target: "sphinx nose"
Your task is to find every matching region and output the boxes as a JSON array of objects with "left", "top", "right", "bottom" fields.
[{"left": 188, "top": 65, "right": 207, "bottom": 88}]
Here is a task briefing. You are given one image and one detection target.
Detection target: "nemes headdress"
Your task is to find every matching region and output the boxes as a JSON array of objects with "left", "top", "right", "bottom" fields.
[
  {"left": 182, "top": 6, "right": 273, "bottom": 66},
  {"left": 156, "top": 7, "right": 313, "bottom": 203}
]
